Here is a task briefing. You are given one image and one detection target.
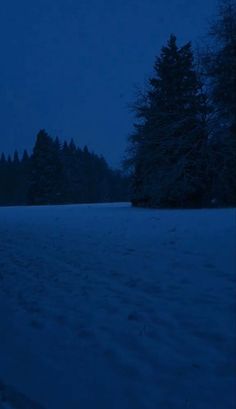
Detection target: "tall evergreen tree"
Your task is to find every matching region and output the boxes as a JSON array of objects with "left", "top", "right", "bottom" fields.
[
  {"left": 17, "top": 150, "right": 30, "bottom": 204},
  {"left": 203, "top": 0, "right": 236, "bottom": 205},
  {"left": 0, "top": 154, "right": 22, "bottom": 205},
  {"left": 0, "top": 153, "right": 7, "bottom": 204},
  {"left": 61, "top": 139, "right": 83, "bottom": 203},
  {"left": 28, "top": 130, "right": 64, "bottom": 205},
  {"left": 129, "top": 35, "right": 208, "bottom": 208}
]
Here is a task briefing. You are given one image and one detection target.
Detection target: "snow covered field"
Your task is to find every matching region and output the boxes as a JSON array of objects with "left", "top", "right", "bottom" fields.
[{"left": 0, "top": 203, "right": 235, "bottom": 409}]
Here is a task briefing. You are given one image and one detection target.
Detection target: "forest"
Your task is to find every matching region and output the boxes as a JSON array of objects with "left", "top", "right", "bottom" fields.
[
  {"left": 0, "top": 130, "right": 129, "bottom": 205},
  {"left": 0, "top": 0, "right": 235, "bottom": 208},
  {"left": 126, "top": 0, "right": 236, "bottom": 208}
]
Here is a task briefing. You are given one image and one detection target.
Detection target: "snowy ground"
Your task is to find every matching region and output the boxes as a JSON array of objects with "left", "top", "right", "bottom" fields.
[{"left": 0, "top": 203, "right": 235, "bottom": 409}]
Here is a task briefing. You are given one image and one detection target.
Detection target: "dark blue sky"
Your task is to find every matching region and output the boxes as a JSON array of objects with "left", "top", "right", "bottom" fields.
[{"left": 0, "top": 0, "right": 217, "bottom": 167}]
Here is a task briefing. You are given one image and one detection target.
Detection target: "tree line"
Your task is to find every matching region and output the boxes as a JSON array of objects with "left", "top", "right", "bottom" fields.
[
  {"left": 127, "top": 0, "right": 236, "bottom": 208},
  {"left": 0, "top": 1, "right": 235, "bottom": 209},
  {"left": 0, "top": 130, "right": 129, "bottom": 206}
]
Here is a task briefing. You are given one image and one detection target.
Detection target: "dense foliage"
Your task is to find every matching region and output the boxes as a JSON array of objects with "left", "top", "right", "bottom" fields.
[
  {"left": 127, "top": 0, "right": 236, "bottom": 208},
  {"left": 203, "top": 0, "right": 236, "bottom": 206},
  {"left": 0, "top": 130, "right": 129, "bottom": 206}
]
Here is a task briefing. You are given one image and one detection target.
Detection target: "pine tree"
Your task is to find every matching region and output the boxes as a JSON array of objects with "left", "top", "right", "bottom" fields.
[
  {"left": 62, "top": 139, "right": 86, "bottom": 203},
  {"left": 203, "top": 0, "right": 236, "bottom": 205},
  {"left": 0, "top": 153, "right": 7, "bottom": 204},
  {"left": 22, "top": 150, "right": 29, "bottom": 162},
  {"left": 129, "top": 35, "right": 208, "bottom": 208},
  {"left": 17, "top": 150, "right": 30, "bottom": 204},
  {"left": 28, "top": 130, "right": 64, "bottom": 205},
  {"left": 3, "top": 154, "right": 18, "bottom": 205}
]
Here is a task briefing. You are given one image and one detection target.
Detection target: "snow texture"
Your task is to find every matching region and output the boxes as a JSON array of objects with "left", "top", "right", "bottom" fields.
[{"left": 0, "top": 203, "right": 235, "bottom": 409}]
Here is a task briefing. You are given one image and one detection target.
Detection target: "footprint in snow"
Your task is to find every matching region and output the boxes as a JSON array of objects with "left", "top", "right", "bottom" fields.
[
  {"left": 123, "top": 248, "right": 135, "bottom": 255},
  {"left": 169, "top": 227, "right": 177, "bottom": 232},
  {"left": 205, "top": 263, "right": 216, "bottom": 269},
  {"left": 54, "top": 314, "right": 67, "bottom": 326},
  {"left": 76, "top": 323, "right": 94, "bottom": 339},
  {"left": 0, "top": 379, "right": 45, "bottom": 409},
  {"left": 125, "top": 278, "right": 139, "bottom": 288},
  {"left": 128, "top": 311, "right": 142, "bottom": 322},
  {"left": 30, "top": 319, "right": 44, "bottom": 330}
]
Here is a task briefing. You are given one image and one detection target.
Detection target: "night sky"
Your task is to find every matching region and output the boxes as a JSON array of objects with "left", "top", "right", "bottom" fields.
[{"left": 0, "top": 0, "right": 217, "bottom": 167}]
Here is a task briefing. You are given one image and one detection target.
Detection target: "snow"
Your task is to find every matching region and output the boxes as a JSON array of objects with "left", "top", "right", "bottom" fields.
[{"left": 0, "top": 203, "right": 235, "bottom": 409}]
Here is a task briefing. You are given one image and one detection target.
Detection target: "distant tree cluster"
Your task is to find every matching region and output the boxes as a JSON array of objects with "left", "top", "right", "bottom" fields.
[
  {"left": 127, "top": 0, "right": 236, "bottom": 208},
  {"left": 0, "top": 130, "right": 129, "bottom": 206}
]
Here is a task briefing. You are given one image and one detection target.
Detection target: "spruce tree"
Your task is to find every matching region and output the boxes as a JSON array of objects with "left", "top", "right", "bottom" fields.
[
  {"left": 28, "top": 130, "right": 64, "bottom": 205},
  {"left": 17, "top": 150, "right": 30, "bottom": 204},
  {"left": 4, "top": 154, "right": 17, "bottom": 205},
  {"left": 204, "top": 0, "right": 236, "bottom": 205},
  {"left": 61, "top": 139, "right": 81, "bottom": 203},
  {"left": 0, "top": 153, "right": 7, "bottom": 204},
  {"left": 129, "top": 34, "right": 208, "bottom": 208}
]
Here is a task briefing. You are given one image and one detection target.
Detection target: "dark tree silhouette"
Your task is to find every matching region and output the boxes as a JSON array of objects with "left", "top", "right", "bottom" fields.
[
  {"left": 128, "top": 35, "right": 208, "bottom": 208},
  {"left": 28, "top": 130, "right": 64, "bottom": 205},
  {"left": 203, "top": 0, "right": 236, "bottom": 206},
  {"left": 0, "top": 130, "right": 129, "bottom": 206}
]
